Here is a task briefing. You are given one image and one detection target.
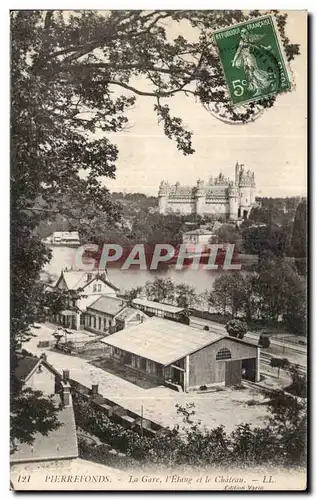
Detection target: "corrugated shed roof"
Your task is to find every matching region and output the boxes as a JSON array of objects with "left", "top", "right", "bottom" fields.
[
  {"left": 101, "top": 317, "right": 225, "bottom": 365},
  {"left": 11, "top": 395, "right": 78, "bottom": 463},
  {"left": 88, "top": 296, "right": 126, "bottom": 316},
  {"left": 133, "top": 298, "right": 184, "bottom": 314}
]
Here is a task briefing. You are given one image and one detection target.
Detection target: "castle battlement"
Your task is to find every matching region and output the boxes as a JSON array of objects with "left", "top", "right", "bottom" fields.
[{"left": 158, "top": 163, "right": 256, "bottom": 220}]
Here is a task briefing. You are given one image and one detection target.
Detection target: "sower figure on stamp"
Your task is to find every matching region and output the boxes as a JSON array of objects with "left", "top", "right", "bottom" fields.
[{"left": 232, "top": 28, "right": 275, "bottom": 96}]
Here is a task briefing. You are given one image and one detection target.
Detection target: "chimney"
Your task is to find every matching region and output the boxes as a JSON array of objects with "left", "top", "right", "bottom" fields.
[
  {"left": 62, "top": 383, "right": 71, "bottom": 406},
  {"left": 91, "top": 384, "right": 99, "bottom": 396},
  {"left": 61, "top": 369, "right": 71, "bottom": 406}
]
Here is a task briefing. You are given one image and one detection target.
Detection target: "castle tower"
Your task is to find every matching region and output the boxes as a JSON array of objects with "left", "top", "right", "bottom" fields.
[
  {"left": 228, "top": 182, "right": 239, "bottom": 221},
  {"left": 195, "top": 179, "right": 206, "bottom": 215},
  {"left": 158, "top": 181, "right": 169, "bottom": 214},
  {"left": 250, "top": 172, "right": 256, "bottom": 204},
  {"left": 238, "top": 165, "right": 253, "bottom": 218}
]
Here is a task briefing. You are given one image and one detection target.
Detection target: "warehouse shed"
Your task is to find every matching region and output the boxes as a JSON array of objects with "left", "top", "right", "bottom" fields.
[{"left": 101, "top": 317, "right": 260, "bottom": 391}]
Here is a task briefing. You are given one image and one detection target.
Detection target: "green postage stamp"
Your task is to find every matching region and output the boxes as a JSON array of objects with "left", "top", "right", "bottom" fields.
[{"left": 213, "top": 15, "right": 291, "bottom": 105}]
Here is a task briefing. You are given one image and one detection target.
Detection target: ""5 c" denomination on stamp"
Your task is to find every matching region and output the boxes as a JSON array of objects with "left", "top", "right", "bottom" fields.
[{"left": 213, "top": 15, "right": 291, "bottom": 106}]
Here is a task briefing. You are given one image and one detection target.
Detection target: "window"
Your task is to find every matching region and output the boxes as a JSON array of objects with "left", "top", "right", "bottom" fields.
[
  {"left": 216, "top": 348, "right": 232, "bottom": 361},
  {"left": 97, "top": 284, "right": 101, "bottom": 292},
  {"left": 93, "top": 284, "right": 97, "bottom": 292},
  {"left": 98, "top": 317, "right": 102, "bottom": 330},
  {"left": 93, "top": 316, "right": 96, "bottom": 329}
]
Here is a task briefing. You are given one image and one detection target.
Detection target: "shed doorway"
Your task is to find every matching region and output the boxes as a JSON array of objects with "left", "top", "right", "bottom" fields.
[
  {"left": 242, "top": 358, "right": 256, "bottom": 382},
  {"left": 225, "top": 360, "right": 242, "bottom": 386}
]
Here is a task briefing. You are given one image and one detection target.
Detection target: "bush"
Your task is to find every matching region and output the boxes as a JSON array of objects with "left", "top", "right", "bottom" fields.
[
  {"left": 226, "top": 319, "right": 247, "bottom": 339},
  {"left": 259, "top": 335, "right": 270, "bottom": 348}
]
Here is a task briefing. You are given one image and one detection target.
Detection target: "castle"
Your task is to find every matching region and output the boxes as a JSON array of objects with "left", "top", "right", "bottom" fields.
[{"left": 158, "top": 163, "right": 256, "bottom": 221}]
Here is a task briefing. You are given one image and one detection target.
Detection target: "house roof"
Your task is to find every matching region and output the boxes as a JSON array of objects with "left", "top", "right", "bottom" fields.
[
  {"left": 132, "top": 298, "right": 184, "bottom": 314},
  {"left": 101, "top": 317, "right": 225, "bottom": 366},
  {"left": 11, "top": 395, "right": 78, "bottom": 463},
  {"left": 87, "top": 295, "right": 127, "bottom": 317},
  {"left": 14, "top": 356, "right": 40, "bottom": 382},
  {"left": 56, "top": 270, "right": 119, "bottom": 292},
  {"left": 14, "top": 354, "right": 61, "bottom": 383}
]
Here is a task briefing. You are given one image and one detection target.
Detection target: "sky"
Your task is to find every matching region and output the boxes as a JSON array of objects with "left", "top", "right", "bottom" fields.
[{"left": 101, "top": 11, "right": 307, "bottom": 198}]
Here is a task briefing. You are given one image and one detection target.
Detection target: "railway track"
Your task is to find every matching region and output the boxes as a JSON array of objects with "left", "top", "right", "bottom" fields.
[
  {"left": 261, "top": 352, "right": 306, "bottom": 375},
  {"left": 245, "top": 333, "right": 307, "bottom": 354}
]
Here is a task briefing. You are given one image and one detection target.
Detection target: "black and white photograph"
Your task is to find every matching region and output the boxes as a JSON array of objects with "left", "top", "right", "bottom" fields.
[{"left": 10, "top": 8, "right": 307, "bottom": 491}]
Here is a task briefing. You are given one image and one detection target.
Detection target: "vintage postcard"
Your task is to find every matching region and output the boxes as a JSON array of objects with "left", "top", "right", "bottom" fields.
[{"left": 10, "top": 9, "right": 307, "bottom": 491}]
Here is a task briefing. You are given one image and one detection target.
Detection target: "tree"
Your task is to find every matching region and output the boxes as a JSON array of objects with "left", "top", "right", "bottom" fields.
[
  {"left": 242, "top": 223, "right": 292, "bottom": 257},
  {"left": 291, "top": 199, "right": 307, "bottom": 275},
  {"left": 123, "top": 286, "right": 143, "bottom": 305},
  {"left": 174, "top": 283, "right": 200, "bottom": 309},
  {"left": 11, "top": 9, "right": 299, "bottom": 449},
  {"left": 145, "top": 277, "right": 175, "bottom": 303},
  {"left": 214, "top": 224, "right": 241, "bottom": 251},
  {"left": 286, "top": 365, "right": 307, "bottom": 398},
  {"left": 256, "top": 257, "right": 306, "bottom": 324},
  {"left": 225, "top": 319, "right": 247, "bottom": 339},
  {"left": 208, "top": 272, "right": 248, "bottom": 317},
  {"left": 10, "top": 388, "right": 62, "bottom": 453},
  {"left": 266, "top": 390, "right": 307, "bottom": 465},
  {"left": 270, "top": 357, "right": 290, "bottom": 378}
]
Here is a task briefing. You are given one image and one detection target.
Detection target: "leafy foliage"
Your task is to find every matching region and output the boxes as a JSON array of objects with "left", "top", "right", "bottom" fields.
[
  {"left": 225, "top": 319, "right": 247, "bottom": 339},
  {"left": 208, "top": 257, "right": 306, "bottom": 335},
  {"left": 145, "top": 277, "right": 175, "bottom": 303},
  {"left": 10, "top": 388, "right": 62, "bottom": 451},
  {"left": 291, "top": 199, "right": 307, "bottom": 275},
  {"left": 73, "top": 388, "right": 306, "bottom": 467}
]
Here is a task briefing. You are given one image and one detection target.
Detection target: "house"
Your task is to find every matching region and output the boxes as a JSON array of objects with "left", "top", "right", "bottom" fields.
[
  {"left": 132, "top": 298, "right": 185, "bottom": 321},
  {"left": 182, "top": 222, "right": 223, "bottom": 247},
  {"left": 182, "top": 228, "right": 214, "bottom": 246},
  {"left": 101, "top": 317, "right": 260, "bottom": 391},
  {"left": 85, "top": 296, "right": 148, "bottom": 335},
  {"left": 43, "top": 231, "right": 81, "bottom": 247},
  {"left": 11, "top": 353, "right": 78, "bottom": 464},
  {"left": 51, "top": 269, "right": 119, "bottom": 330}
]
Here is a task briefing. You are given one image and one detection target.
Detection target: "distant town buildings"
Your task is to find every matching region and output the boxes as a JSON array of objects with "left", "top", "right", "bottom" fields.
[{"left": 158, "top": 162, "right": 256, "bottom": 220}]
